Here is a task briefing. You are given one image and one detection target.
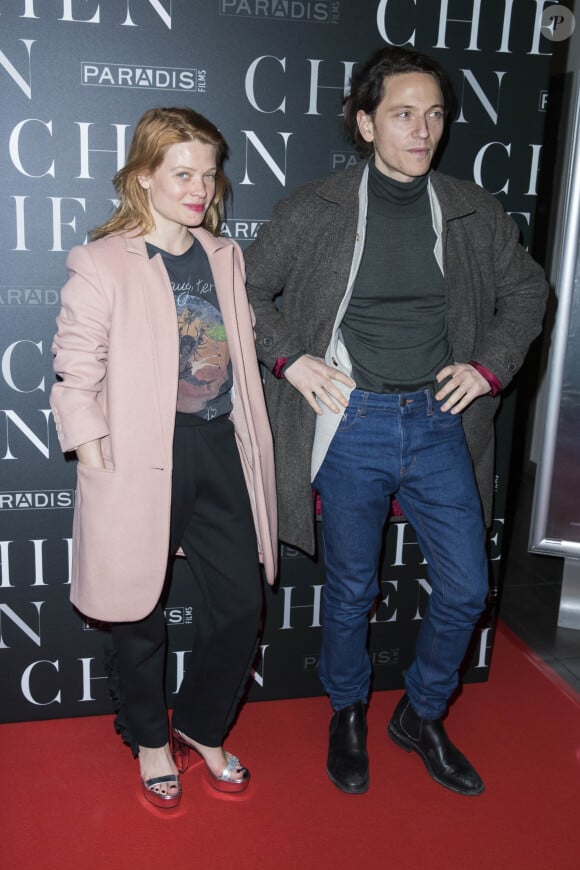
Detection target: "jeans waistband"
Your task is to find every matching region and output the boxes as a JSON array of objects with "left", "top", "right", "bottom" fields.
[{"left": 348, "top": 388, "right": 435, "bottom": 414}]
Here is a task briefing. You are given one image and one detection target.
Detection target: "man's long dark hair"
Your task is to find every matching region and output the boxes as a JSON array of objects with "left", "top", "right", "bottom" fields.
[{"left": 344, "top": 46, "right": 457, "bottom": 156}]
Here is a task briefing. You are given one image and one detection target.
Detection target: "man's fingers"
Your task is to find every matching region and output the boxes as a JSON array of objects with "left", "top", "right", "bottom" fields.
[
  {"left": 285, "top": 354, "right": 355, "bottom": 413},
  {"left": 435, "top": 362, "right": 490, "bottom": 412},
  {"left": 329, "top": 368, "right": 356, "bottom": 388},
  {"left": 305, "top": 392, "right": 323, "bottom": 415}
]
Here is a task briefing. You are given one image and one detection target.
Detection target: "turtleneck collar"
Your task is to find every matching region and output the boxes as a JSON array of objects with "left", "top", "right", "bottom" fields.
[{"left": 368, "top": 160, "right": 429, "bottom": 205}]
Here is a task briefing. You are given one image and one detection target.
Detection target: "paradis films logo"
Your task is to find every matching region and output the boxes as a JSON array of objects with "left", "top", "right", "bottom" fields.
[
  {"left": 221, "top": 218, "right": 267, "bottom": 244},
  {"left": 81, "top": 63, "right": 206, "bottom": 92},
  {"left": 218, "top": 0, "right": 340, "bottom": 23},
  {"left": 0, "top": 490, "right": 74, "bottom": 510}
]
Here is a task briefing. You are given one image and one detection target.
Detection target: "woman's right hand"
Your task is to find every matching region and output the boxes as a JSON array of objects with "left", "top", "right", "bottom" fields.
[{"left": 75, "top": 439, "right": 105, "bottom": 469}]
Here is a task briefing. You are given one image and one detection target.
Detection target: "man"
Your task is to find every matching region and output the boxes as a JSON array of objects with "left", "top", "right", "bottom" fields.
[{"left": 245, "top": 46, "right": 547, "bottom": 796}]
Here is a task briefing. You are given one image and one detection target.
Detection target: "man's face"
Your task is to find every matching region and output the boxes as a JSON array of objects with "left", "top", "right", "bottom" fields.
[{"left": 356, "top": 72, "right": 445, "bottom": 182}]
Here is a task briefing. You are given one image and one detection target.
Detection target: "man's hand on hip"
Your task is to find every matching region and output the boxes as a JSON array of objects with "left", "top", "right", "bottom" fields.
[
  {"left": 284, "top": 354, "right": 356, "bottom": 415},
  {"left": 435, "top": 363, "right": 490, "bottom": 414}
]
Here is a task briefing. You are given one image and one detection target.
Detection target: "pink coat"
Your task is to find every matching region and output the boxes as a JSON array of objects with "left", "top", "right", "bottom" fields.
[{"left": 50, "top": 229, "right": 278, "bottom": 622}]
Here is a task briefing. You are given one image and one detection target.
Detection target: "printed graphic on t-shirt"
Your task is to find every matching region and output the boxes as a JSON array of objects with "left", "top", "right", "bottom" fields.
[
  {"left": 173, "top": 282, "right": 231, "bottom": 415},
  {"left": 146, "top": 240, "right": 233, "bottom": 420}
]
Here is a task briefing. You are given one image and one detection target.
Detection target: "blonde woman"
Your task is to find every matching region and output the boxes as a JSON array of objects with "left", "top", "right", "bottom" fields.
[{"left": 51, "top": 107, "right": 277, "bottom": 809}]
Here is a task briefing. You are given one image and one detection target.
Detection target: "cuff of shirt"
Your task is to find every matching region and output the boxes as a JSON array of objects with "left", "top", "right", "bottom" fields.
[
  {"left": 469, "top": 361, "right": 502, "bottom": 397},
  {"left": 273, "top": 352, "right": 306, "bottom": 380}
]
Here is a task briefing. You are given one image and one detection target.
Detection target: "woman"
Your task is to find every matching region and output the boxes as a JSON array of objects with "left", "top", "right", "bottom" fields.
[{"left": 50, "top": 107, "right": 278, "bottom": 809}]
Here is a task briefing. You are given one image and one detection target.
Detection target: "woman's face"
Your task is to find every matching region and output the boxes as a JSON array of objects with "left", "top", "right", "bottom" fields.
[{"left": 138, "top": 139, "right": 218, "bottom": 233}]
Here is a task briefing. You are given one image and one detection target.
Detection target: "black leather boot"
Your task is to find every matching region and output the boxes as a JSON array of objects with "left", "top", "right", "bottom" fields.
[
  {"left": 326, "top": 701, "right": 369, "bottom": 794},
  {"left": 388, "top": 694, "right": 484, "bottom": 795}
]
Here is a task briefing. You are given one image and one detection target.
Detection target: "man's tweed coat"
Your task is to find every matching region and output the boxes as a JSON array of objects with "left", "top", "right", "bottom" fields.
[{"left": 245, "top": 161, "right": 547, "bottom": 555}]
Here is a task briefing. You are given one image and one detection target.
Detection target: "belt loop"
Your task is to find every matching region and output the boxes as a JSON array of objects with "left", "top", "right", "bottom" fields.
[
  {"left": 359, "top": 391, "right": 368, "bottom": 418},
  {"left": 425, "top": 388, "right": 433, "bottom": 416}
]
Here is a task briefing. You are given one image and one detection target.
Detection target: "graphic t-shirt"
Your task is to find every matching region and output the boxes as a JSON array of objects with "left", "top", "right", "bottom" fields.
[{"left": 146, "top": 241, "right": 233, "bottom": 420}]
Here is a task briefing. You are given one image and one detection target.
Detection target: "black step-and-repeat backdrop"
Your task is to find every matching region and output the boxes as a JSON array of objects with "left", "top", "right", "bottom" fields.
[{"left": 1, "top": 1, "right": 554, "bottom": 722}]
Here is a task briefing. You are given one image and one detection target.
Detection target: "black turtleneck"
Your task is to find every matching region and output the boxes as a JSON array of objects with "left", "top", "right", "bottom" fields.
[{"left": 340, "top": 162, "right": 452, "bottom": 394}]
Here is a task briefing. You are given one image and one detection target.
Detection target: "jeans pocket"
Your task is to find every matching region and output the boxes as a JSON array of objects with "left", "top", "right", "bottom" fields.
[
  {"left": 432, "top": 403, "right": 463, "bottom": 430},
  {"left": 337, "top": 403, "right": 362, "bottom": 432}
]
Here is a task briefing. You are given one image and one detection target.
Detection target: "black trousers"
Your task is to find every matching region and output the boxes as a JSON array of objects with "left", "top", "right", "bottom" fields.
[{"left": 111, "top": 415, "right": 263, "bottom": 749}]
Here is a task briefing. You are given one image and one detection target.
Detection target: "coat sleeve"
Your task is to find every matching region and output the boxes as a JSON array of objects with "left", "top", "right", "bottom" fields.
[
  {"left": 244, "top": 196, "right": 309, "bottom": 371},
  {"left": 470, "top": 196, "right": 548, "bottom": 388},
  {"left": 226, "top": 240, "right": 279, "bottom": 583},
  {"left": 50, "top": 244, "right": 112, "bottom": 453}
]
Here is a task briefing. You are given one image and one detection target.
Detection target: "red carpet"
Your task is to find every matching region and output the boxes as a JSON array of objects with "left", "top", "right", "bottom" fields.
[{"left": 2, "top": 622, "right": 579, "bottom": 870}]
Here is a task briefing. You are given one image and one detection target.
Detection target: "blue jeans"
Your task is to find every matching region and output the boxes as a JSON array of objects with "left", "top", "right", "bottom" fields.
[{"left": 313, "top": 388, "right": 489, "bottom": 719}]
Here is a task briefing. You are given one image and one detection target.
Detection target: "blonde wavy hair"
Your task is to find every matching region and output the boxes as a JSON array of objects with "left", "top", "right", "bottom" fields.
[{"left": 92, "top": 107, "right": 229, "bottom": 239}]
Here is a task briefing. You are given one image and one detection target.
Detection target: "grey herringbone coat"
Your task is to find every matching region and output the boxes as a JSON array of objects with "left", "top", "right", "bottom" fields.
[{"left": 245, "top": 162, "right": 547, "bottom": 554}]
